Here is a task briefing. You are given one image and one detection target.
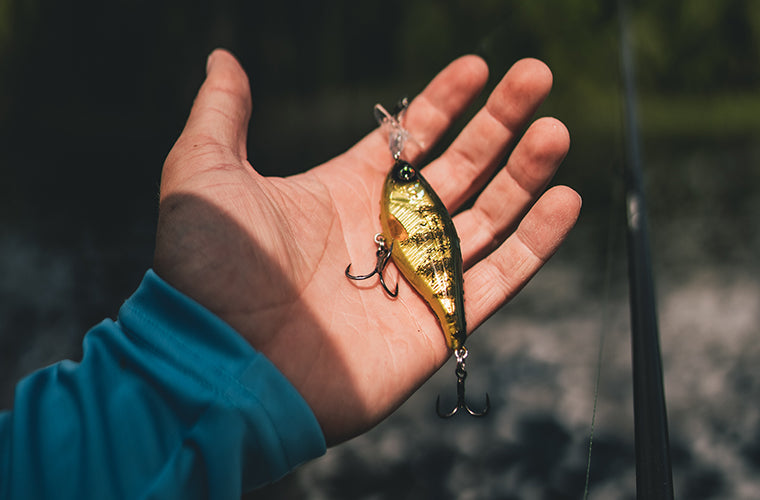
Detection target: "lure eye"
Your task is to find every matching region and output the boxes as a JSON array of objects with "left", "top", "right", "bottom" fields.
[{"left": 393, "top": 160, "right": 417, "bottom": 182}]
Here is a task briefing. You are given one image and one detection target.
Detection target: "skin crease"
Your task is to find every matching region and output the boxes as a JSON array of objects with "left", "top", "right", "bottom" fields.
[{"left": 153, "top": 49, "right": 581, "bottom": 446}]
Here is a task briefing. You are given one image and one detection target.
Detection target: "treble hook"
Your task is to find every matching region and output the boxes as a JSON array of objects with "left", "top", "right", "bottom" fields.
[
  {"left": 436, "top": 347, "right": 490, "bottom": 418},
  {"left": 345, "top": 234, "right": 399, "bottom": 297}
]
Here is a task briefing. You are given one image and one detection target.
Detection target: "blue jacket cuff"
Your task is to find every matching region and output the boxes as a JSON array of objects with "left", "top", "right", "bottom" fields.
[{"left": 118, "top": 270, "right": 327, "bottom": 489}]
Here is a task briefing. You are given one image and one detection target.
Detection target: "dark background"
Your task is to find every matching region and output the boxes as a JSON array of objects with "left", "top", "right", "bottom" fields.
[{"left": 2, "top": 1, "right": 760, "bottom": 498}]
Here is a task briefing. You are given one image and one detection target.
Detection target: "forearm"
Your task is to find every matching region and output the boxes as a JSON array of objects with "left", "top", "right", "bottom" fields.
[{"left": 1, "top": 270, "right": 325, "bottom": 498}]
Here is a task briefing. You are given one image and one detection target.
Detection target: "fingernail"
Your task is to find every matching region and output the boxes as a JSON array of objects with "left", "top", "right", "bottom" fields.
[{"left": 206, "top": 50, "right": 218, "bottom": 74}]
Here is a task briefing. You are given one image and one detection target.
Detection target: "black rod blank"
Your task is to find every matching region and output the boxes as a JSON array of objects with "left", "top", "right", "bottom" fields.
[{"left": 617, "top": 0, "right": 675, "bottom": 498}]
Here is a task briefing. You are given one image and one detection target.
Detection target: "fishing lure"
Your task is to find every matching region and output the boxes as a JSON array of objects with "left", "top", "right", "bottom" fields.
[{"left": 346, "top": 99, "right": 489, "bottom": 417}]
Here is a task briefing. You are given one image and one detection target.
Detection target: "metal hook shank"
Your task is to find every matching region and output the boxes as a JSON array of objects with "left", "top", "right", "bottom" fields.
[{"left": 436, "top": 362, "right": 490, "bottom": 418}]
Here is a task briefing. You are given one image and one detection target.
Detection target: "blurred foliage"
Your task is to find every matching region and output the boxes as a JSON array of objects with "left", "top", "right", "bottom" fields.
[
  {"left": 1, "top": 0, "right": 759, "bottom": 128},
  {"left": 634, "top": 1, "right": 760, "bottom": 93},
  {"left": 1, "top": 0, "right": 759, "bottom": 241}
]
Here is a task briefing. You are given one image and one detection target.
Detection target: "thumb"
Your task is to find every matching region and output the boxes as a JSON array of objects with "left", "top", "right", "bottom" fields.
[{"left": 180, "top": 49, "right": 253, "bottom": 161}]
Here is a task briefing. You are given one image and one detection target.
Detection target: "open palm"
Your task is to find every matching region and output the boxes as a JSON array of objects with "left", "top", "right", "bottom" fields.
[{"left": 153, "top": 49, "right": 581, "bottom": 445}]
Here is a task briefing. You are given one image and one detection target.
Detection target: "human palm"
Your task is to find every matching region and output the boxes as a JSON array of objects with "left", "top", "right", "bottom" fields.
[{"left": 154, "top": 49, "right": 581, "bottom": 445}]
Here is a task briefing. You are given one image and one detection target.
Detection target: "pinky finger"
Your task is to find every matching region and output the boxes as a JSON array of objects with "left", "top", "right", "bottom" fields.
[{"left": 463, "top": 185, "right": 582, "bottom": 332}]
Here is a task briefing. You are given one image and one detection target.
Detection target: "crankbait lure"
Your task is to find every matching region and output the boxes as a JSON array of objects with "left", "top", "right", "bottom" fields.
[{"left": 346, "top": 99, "right": 489, "bottom": 417}]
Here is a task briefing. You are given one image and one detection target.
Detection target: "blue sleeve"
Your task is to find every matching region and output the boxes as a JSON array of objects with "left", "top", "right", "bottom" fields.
[{"left": 0, "top": 270, "right": 326, "bottom": 499}]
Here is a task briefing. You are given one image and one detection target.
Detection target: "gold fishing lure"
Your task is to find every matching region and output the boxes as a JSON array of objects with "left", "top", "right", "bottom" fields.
[
  {"left": 345, "top": 99, "right": 489, "bottom": 417},
  {"left": 379, "top": 159, "right": 466, "bottom": 351}
]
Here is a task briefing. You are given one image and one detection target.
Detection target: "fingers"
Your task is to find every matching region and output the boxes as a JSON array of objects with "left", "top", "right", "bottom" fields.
[
  {"left": 424, "top": 58, "right": 554, "bottom": 210},
  {"left": 455, "top": 116, "right": 570, "bottom": 267},
  {"left": 463, "top": 186, "right": 581, "bottom": 332},
  {"left": 179, "top": 49, "right": 253, "bottom": 161}
]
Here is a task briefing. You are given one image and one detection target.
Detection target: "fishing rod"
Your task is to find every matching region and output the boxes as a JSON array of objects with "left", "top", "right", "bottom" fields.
[{"left": 617, "top": 0, "right": 675, "bottom": 498}]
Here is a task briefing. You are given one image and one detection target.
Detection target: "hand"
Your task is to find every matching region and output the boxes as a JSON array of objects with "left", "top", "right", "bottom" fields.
[{"left": 154, "top": 49, "right": 581, "bottom": 445}]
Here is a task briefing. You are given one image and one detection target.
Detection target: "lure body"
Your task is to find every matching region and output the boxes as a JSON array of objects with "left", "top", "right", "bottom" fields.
[{"left": 380, "top": 159, "right": 466, "bottom": 351}]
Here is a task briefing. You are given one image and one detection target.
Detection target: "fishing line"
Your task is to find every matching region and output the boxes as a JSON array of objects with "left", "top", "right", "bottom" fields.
[
  {"left": 582, "top": 176, "right": 624, "bottom": 499},
  {"left": 583, "top": 2, "right": 635, "bottom": 494}
]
